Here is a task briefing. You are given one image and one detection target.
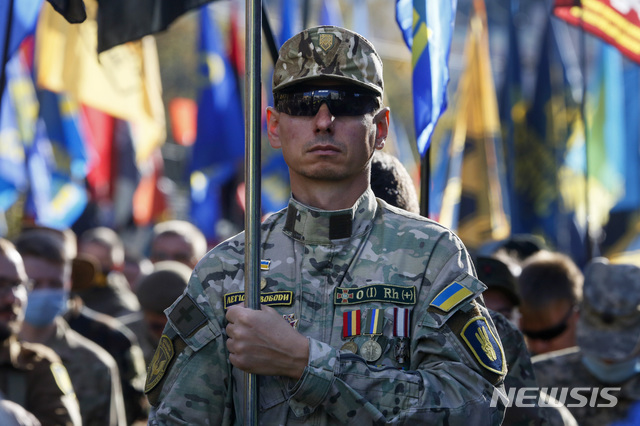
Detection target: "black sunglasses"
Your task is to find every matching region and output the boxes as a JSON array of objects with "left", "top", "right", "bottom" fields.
[
  {"left": 522, "top": 306, "right": 577, "bottom": 341},
  {"left": 274, "top": 89, "right": 380, "bottom": 117}
]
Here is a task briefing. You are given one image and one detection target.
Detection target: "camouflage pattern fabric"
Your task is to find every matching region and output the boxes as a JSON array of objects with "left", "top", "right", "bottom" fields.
[
  {"left": 272, "top": 26, "right": 384, "bottom": 95},
  {"left": 533, "top": 347, "right": 640, "bottom": 426},
  {"left": 146, "top": 189, "right": 506, "bottom": 425},
  {"left": 577, "top": 259, "right": 640, "bottom": 361}
]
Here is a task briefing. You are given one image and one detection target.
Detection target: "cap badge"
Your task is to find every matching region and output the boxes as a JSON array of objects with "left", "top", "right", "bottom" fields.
[{"left": 318, "top": 33, "right": 335, "bottom": 51}]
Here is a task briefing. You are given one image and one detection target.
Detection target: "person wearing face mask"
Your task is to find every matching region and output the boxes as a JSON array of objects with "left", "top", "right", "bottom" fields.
[
  {"left": 14, "top": 230, "right": 127, "bottom": 426},
  {"left": 532, "top": 257, "right": 640, "bottom": 425}
]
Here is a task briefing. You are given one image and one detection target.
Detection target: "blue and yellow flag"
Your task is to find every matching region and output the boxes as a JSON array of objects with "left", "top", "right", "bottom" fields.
[
  {"left": 189, "top": 6, "right": 245, "bottom": 241},
  {"left": 396, "top": 0, "right": 457, "bottom": 156},
  {"left": 432, "top": 2, "right": 511, "bottom": 248}
]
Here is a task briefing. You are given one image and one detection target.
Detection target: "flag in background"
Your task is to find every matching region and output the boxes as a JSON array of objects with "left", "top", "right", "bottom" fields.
[
  {"left": 553, "top": 0, "right": 640, "bottom": 65},
  {"left": 319, "top": 0, "right": 343, "bottom": 27},
  {"left": 396, "top": 0, "right": 457, "bottom": 157},
  {"left": 35, "top": 0, "right": 166, "bottom": 165},
  {"left": 189, "top": 6, "right": 245, "bottom": 241},
  {"left": 260, "top": 0, "right": 296, "bottom": 215},
  {"left": 437, "top": 0, "right": 511, "bottom": 248},
  {"left": 497, "top": 0, "right": 524, "bottom": 235},
  {"left": 0, "top": 0, "right": 43, "bottom": 64},
  {"left": 0, "top": 57, "right": 29, "bottom": 212},
  {"left": 514, "top": 16, "right": 586, "bottom": 264}
]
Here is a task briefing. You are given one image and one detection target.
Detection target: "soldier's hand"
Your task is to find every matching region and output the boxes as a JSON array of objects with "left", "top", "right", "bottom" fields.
[{"left": 225, "top": 304, "right": 309, "bottom": 379}]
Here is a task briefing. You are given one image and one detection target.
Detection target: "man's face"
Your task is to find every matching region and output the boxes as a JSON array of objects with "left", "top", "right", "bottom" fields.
[
  {"left": 267, "top": 83, "right": 389, "bottom": 188},
  {"left": 519, "top": 299, "right": 578, "bottom": 356},
  {"left": 0, "top": 251, "right": 29, "bottom": 339},
  {"left": 78, "top": 241, "right": 114, "bottom": 273},
  {"left": 22, "top": 256, "right": 69, "bottom": 292},
  {"left": 151, "top": 234, "right": 196, "bottom": 268}
]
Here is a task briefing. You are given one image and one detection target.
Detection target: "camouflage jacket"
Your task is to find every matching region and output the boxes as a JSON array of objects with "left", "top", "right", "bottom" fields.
[
  {"left": 147, "top": 189, "right": 507, "bottom": 425},
  {"left": 533, "top": 347, "right": 640, "bottom": 426}
]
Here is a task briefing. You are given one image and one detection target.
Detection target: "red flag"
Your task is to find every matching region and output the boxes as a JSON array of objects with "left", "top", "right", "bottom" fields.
[
  {"left": 83, "top": 105, "right": 116, "bottom": 201},
  {"left": 133, "top": 148, "right": 168, "bottom": 225},
  {"left": 554, "top": 0, "right": 640, "bottom": 64}
]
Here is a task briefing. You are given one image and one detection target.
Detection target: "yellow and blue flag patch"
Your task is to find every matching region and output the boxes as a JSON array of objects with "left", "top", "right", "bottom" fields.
[{"left": 430, "top": 282, "right": 473, "bottom": 312}]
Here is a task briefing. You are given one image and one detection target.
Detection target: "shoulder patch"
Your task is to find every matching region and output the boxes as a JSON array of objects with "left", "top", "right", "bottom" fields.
[
  {"left": 460, "top": 316, "right": 506, "bottom": 376},
  {"left": 145, "top": 334, "right": 174, "bottom": 394},
  {"left": 168, "top": 294, "right": 207, "bottom": 337},
  {"left": 430, "top": 281, "right": 473, "bottom": 312},
  {"left": 50, "top": 362, "right": 74, "bottom": 396}
]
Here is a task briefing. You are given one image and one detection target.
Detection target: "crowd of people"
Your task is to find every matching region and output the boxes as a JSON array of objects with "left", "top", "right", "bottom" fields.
[
  {"left": 1, "top": 24, "right": 639, "bottom": 426},
  {"left": 0, "top": 220, "right": 205, "bottom": 425}
]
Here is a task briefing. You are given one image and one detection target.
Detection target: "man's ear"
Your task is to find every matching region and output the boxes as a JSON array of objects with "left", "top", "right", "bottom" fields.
[
  {"left": 267, "top": 107, "right": 281, "bottom": 149},
  {"left": 374, "top": 108, "right": 390, "bottom": 150}
]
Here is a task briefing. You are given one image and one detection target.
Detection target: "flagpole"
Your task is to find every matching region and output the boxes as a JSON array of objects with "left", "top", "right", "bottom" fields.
[
  {"left": 420, "top": 148, "right": 430, "bottom": 217},
  {"left": 0, "top": 0, "right": 14, "bottom": 112},
  {"left": 579, "top": 2, "right": 593, "bottom": 260},
  {"left": 244, "top": 0, "right": 262, "bottom": 424}
]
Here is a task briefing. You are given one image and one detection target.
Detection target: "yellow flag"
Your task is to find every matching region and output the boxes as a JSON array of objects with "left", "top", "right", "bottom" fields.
[{"left": 35, "top": 0, "right": 165, "bottom": 164}]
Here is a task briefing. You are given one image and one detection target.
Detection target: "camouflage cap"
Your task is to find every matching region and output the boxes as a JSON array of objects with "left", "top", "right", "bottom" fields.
[
  {"left": 272, "top": 26, "right": 384, "bottom": 95},
  {"left": 577, "top": 257, "right": 640, "bottom": 360}
]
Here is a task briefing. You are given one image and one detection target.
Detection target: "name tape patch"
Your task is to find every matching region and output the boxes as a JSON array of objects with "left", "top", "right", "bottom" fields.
[
  {"left": 334, "top": 284, "right": 416, "bottom": 306},
  {"left": 224, "top": 291, "right": 294, "bottom": 309}
]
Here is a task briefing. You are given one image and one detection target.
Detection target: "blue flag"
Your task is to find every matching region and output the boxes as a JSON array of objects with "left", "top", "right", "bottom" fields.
[
  {"left": 189, "top": 6, "right": 245, "bottom": 241},
  {"left": 396, "top": 0, "right": 457, "bottom": 156},
  {"left": 0, "top": 0, "right": 43, "bottom": 63}
]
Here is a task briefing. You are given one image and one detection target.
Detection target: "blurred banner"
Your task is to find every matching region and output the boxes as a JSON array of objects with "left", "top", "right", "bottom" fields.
[
  {"left": 35, "top": 0, "right": 165, "bottom": 164},
  {"left": 189, "top": 6, "right": 244, "bottom": 241},
  {"left": 554, "top": 0, "right": 640, "bottom": 65},
  {"left": 434, "top": 1, "right": 511, "bottom": 248},
  {"left": 396, "top": 0, "right": 457, "bottom": 157}
]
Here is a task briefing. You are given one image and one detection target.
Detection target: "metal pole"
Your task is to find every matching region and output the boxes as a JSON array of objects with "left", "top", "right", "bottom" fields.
[
  {"left": 420, "top": 147, "right": 430, "bottom": 218},
  {"left": 244, "top": 0, "right": 262, "bottom": 424},
  {"left": 0, "top": 0, "right": 15, "bottom": 114}
]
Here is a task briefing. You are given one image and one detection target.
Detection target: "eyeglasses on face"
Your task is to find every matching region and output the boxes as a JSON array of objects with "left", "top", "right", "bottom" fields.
[{"left": 274, "top": 88, "right": 380, "bottom": 117}]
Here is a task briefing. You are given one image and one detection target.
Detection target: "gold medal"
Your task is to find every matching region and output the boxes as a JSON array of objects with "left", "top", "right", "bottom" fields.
[
  {"left": 360, "top": 339, "right": 382, "bottom": 362},
  {"left": 340, "top": 340, "right": 358, "bottom": 353}
]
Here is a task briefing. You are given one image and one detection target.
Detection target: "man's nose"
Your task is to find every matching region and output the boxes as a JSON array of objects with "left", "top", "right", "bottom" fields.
[{"left": 313, "top": 103, "right": 335, "bottom": 133}]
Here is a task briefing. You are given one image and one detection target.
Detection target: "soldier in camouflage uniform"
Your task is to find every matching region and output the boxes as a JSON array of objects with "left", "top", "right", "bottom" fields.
[
  {"left": 146, "top": 25, "right": 507, "bottom": 425},
  {"left": 533, "top": 258, "right": 640, "bottom": 425},
  {"left": 0, "top": 238, "right": 81, "bottom": 426}
]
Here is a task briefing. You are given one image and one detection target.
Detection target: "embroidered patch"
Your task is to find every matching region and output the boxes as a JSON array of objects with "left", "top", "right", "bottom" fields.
[
  {"left": 224, "top": 291, "right": 294, "bottom": 309},
  {"left": 318, "top": 33, "right": 335, "bottom": 51},
  {"left": 260, "top": 259, "right": 271, "bottom": 271},
  {"left": 145, "top": 335, "right": 175, "bottom": 394},
  {"left": 460, "top": 316, "right": 506, "bottom": 376},
  {"left": 50, "top": 362, "right": 74, "bottom": 396},
  {"left": 430, "top": 282, "right": 473, "bottom": 312},
  {"left": 168, "top": 294, "right": 207, "bottom": 337},
  {"left": 333, "top": 284, "right": 416, "bottom": 305}
]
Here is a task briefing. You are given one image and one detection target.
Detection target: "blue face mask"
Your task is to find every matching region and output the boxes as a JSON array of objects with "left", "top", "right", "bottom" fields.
[
  {"left": 24, "top": 289, "right": 69, "bottom": 327},
  {"left": 582, "top": 354, "right": 640, "bottom": 384}
]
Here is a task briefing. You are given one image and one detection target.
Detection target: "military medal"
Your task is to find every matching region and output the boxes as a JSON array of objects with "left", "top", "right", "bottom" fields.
[
  {"left": 393, "top": 308, "right": 411, "bottom": 365},
  {"left": 361, "top": 309, "right": 383, "bottom": 362},
  {"left": 341, "top": 310, "right": 361, "bottom": 353}
]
